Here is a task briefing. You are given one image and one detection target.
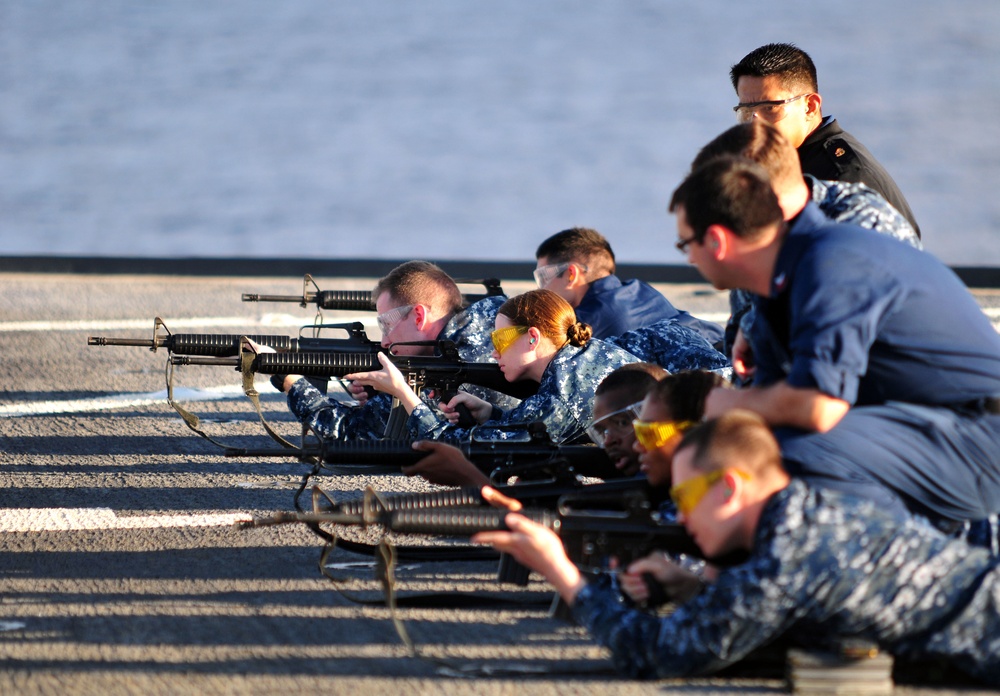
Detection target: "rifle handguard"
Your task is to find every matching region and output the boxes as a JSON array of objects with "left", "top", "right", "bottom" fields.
[{"left": 387, "top": 507, "right": 559, "bottom": 536}]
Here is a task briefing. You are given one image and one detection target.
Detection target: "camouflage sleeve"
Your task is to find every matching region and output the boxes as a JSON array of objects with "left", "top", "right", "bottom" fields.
[
  {"left": 286, "top": 378, "right": 393, "bottom": 441},
  {"left": 810, "top": 177, "right": 921, "bottom": 249},
  {"left": 573, "top": 560, "right": 798, "bottom": 678},
  {"left": 406, "top": 388, "right": 582, "bottom": 444}
]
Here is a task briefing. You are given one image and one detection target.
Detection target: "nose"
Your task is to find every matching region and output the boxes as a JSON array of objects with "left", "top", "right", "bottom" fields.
[
  {"left": 633, "top": 439, "right": 646, "bottom": 454},
  {"left": 491, "top": 349, "right": 500, "bottom": 361}
]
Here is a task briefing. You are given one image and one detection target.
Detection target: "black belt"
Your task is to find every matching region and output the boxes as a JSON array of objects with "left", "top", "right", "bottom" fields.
[{"left": 954, "top": 397, "right": 1000, "bottom": 415}]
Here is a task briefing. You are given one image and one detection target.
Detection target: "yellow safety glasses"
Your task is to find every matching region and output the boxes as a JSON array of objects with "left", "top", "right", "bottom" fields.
[
  {"left": 490, "top": 325, "right": 529, "bottom": 355},
  {"left": 631, "top": 419, "right": 695, "bottom": 451},
  {"left": 669, "top": 468, "right": 751, "bottom": 517}
]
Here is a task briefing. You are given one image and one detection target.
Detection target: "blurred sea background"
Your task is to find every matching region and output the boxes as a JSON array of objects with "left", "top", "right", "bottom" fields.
[{"left": 1, "top": 0, "right": 998, "bottom": 267}]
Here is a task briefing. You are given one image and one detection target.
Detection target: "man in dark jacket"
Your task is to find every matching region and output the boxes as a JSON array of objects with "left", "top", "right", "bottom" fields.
[
  {"left": 534, "top": 226, "right": 723, "bottom": 345},
  {"left": 729, "top": 42, "right": 920, "bottom": 236}
]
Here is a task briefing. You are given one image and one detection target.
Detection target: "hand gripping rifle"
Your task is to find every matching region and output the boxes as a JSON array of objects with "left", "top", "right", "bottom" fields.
[{"left": 225, "top": 421, "right": 623, "bottom": 480}]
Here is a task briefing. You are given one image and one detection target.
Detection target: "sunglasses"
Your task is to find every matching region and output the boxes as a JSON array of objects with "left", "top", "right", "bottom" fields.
[
  {"left": 632, "top": 419, "right": 695, "bottom": 451},
  {"left": 490, "top": 325, "right": 529, "bottom": 355},
  {"left": 669, "top": 468, "right": 751, "bottom": 517}
]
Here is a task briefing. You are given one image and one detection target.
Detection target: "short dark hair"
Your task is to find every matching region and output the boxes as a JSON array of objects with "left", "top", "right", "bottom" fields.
[
  {"left": 595, "top": 362, "right": 668, "bottom": 404},
  {"left": 669, "top": 155, "right": 783, "bottom": 243},
  {"left": 372, "top": 260, "right": 463, "bottom": 315},
  {"left": 675, "top": 410, "right": 782, "bottom": 477},
  {"left": 729, "top": 42, "right": 818, "bottom": 94},
  {"left": 535, "top": 227, "right": 615, "bottom": 276},
  {"left": 647, "top": 370, "right": 726, "bottom": 423}
]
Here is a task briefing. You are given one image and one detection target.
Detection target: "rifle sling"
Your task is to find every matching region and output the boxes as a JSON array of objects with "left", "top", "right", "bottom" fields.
[
  {"left": 240, "top": 345, "right": 300, "bottom": 450},
  {"left": 165, "top": 358, "right": 236, "bottom": 450}
]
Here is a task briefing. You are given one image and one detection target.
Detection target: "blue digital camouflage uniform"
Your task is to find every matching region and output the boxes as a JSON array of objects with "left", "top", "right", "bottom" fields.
[
  {"left": 725, "top": 176, "right": 921, "bottom": 356},
  {"left": 286, "top": 296, "right": 514, "bottom": 441},
  {"left": 605, "top": 320, "right": 732, "bottom": 381},
  {"left": 572, "top": 479, "right": 1000, "bottom": 684},
  {"left": 407, "top": 338, "right": 639, "bottom": 444}
]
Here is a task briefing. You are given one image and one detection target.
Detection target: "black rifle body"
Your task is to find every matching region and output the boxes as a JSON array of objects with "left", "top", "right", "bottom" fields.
[
  {"left": 226, "top": 430, "right": 620, "bottom": 479},
  {"left": 242, "top": 277, "right": 504, "bottom": 311},
  {"left": 174, "top": 346, "right": 538, "bottom": 402},
  {"left": 250, "top": 481, "right": 700, "bottom": 571},
  {"left": 88, "top": 322, "right": 379, "bottom": 358}
]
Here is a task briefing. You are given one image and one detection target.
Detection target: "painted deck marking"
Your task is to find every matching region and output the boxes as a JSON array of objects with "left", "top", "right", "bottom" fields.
[
  {"left": 0, "top": 384, "right": 248, "bottom": 418},
  {"left": 0, "top": 508, "right": 252, "bottom": 532}
]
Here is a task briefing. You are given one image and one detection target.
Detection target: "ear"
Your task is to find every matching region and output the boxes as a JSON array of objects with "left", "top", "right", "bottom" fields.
[
  {"left": 805, "top": 92, "right": 823, "bottom": 119},
  {"left": 721, "top": 469, "right": 745, "bottom": 503},
  {"left": 704, "top": 225, "right": 729, "bottom": 260},
  {"left": 566, "top": 263, "right": 587, "bottom": 288},
  {"left": 412, "top": 304, "right": 428, "bottom": 330},
  {"left": 527, "top": 326, "right": 542, "bottom": 348}
]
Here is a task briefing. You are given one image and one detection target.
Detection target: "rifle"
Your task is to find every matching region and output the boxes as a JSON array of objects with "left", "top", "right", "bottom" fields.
[
  {"left": 171, "top": 338, "right": 538, "bottom": 402},
  {"left": 88, "top": 318, "right": 379, "bottom": 358},
  {"left": 225, "top": 422, "right": 623, "bottom": 480},
  {"left": 241, "top": 273, "right": 505, "bottom": 311},
  {"left": 245, "top": 481, "right": 704, "bottom": 571}
]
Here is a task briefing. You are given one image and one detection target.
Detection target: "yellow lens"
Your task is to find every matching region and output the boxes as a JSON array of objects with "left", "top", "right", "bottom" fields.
[
  {"left": 632, "top": 419, "right": 695, "bottom": 450},
  {"left": 490, "top": 325, "right": 529, "bottom": 355},
  {"left": 669, "top": 469, "right": 724, "bottom": 516}
]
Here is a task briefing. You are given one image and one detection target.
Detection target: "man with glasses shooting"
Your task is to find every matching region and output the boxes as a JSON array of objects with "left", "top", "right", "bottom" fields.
[
  {"left": 730, "top": 42, "right": 919, "bottom": 235},
  {"left": 273, "top": 260, "right": 514, "bottom": 441}
]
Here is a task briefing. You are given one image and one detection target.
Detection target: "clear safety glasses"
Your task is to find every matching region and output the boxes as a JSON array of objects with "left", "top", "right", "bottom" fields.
[
  {"left": 585, "top": 401, "right": 644, "bottom": 445},
  {"left": 376, "top": 304, "right": 414, "bottom": 336},
  {"left": 532, "top": 262, "right": 571, "bottom": 288}
]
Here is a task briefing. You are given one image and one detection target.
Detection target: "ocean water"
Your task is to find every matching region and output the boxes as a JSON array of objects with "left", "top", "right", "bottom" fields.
[{"left": 1, "top": 0, "right": 998, "bottom": 266}]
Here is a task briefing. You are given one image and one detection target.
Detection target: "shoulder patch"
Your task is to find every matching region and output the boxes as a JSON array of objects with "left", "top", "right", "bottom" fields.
[{"left": 824, "top": 137, "right": 858, "bottom": 162}]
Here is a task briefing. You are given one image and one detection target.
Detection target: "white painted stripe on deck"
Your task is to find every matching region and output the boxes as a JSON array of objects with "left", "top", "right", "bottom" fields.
[
  {"left": 0, "top": 384, "right": 248, "bottom": 418},
  {"left": 0, "top": 508, "right": 252, "bottom": 532},
  {"left": 0, "top": 313, "right": 377, "bottom": 333}
]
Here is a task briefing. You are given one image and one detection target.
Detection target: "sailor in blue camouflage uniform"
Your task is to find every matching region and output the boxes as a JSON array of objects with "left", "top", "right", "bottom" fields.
[
  {"left": 689, "top": 121, "right": 920, "bottom": 360},
  {"left": 275, "top": 261, "right": 517, "bottom": 441},
  {"left": 357, "top": 289, "right": 640, "bottom": 445},
  {"left": 476, "top": 412, "right": 1000, "bottom": 685}
]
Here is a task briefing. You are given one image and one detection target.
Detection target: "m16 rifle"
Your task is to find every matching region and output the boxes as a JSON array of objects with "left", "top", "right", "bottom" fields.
[
  {"left": 225, "top": 421, "right": 621, "bottom": 480},
  {"left": 171, "top": 338, "right": 538, "bottom": 402},
  {"left": 88, "top": 318, "right": 379, "bottom": 358},
  {"left": 245, "top": 480, "right": 703, "bottom": 572},
  {"left": 241, "top": 273, "right": 505, "bottom": 312}
]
